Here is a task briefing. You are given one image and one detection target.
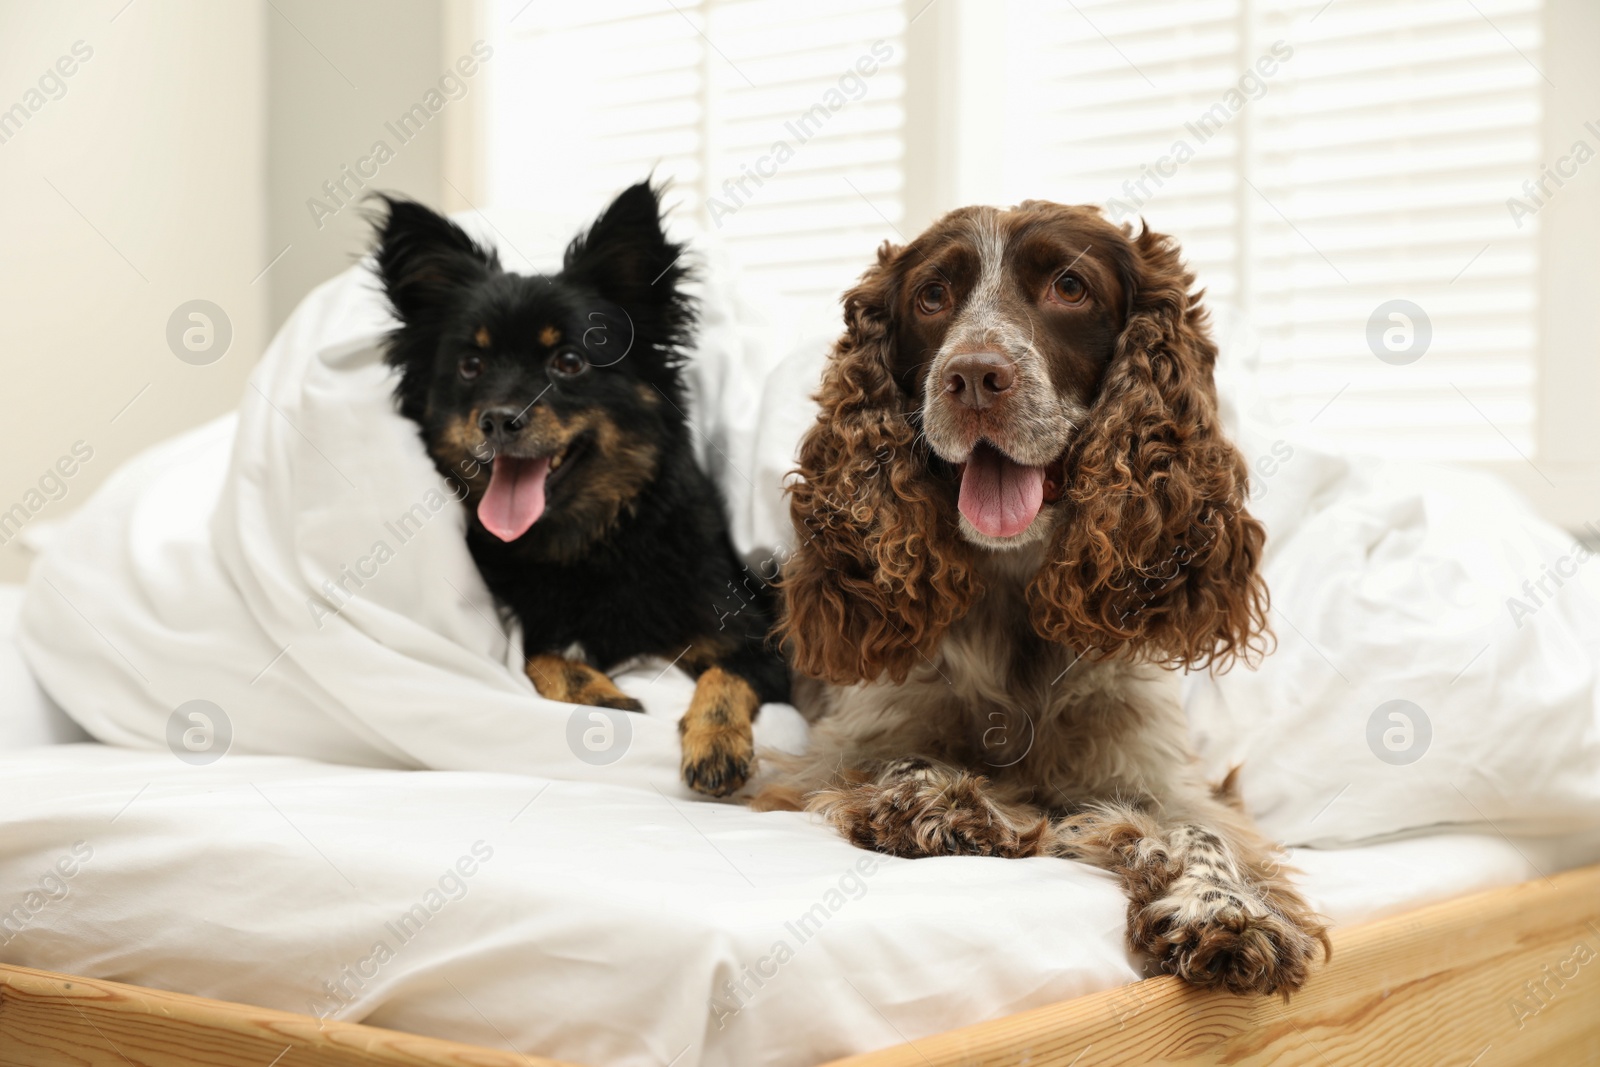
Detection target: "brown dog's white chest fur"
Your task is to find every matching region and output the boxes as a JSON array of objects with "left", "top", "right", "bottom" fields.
[{"left": 787, "top": 541, "right": 1191, "bottom": 813}]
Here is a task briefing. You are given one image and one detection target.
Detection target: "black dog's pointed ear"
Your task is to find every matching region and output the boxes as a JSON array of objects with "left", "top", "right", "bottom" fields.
[
  {"left": 563, "top": 181, "right": 690, "bottom": 312},
  {"left": 369, "top": 194, "right": 498, "bottom": 325},
  {"left": 561, "top": 181, "right": 695, "bottom": 383}
]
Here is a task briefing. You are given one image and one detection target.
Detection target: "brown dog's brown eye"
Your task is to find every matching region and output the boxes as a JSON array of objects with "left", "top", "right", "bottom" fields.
[
  {"left": 916, "top": 282, "right": 949, "bottom": 316},
  {"left": 459, "top": 355, "right": 483, "bottom": 380},
  {"left": 1051, "top": 273, "right": 1087, "bottom": 305},
  {"left": 549, "top": 348, "right": 587, "bottom": 377}
]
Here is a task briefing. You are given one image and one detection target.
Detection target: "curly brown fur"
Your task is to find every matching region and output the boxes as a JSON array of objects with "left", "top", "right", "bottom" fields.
[
  {"left": 778, "top": 247, "right": 980, "bottom": 686},
  {"left": 810, "top": 758, "right": 1050, "bottom": 858},
  {"left": 1029, "top": 226, "right": 1269, "bottom": 669},
  {"left": 1055, "top": 802, "right": 1329, "bottom": 996},
  {"left": 768, "top": 201, "right": 1324, "bottom": 996}
]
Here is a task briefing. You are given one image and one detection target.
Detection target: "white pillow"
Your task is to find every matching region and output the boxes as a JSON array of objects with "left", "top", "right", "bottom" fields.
[
  {"left": 1186, "top": 444, "right": 1600, "bottom": 845},
  {"left": 0, "top": 585, "right": 89, "bottom": 751}
]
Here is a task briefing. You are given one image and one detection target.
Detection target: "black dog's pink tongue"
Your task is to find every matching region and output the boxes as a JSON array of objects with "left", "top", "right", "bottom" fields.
[
  {"left": 478, "top": 456, "right": 551, "bottom": 541},
  {"left": 959, "top": 442, "right": 1046, "bottom": 538}
]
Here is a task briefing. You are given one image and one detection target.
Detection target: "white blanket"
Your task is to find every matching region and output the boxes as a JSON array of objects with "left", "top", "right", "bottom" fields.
[
  {"left": 17, "top": 206, "right": 1600, "bottom": 848},
  {"left": 18, "top": 213, "right": 813, "bottom": 795},
  {"left": 2, "top": 741, "right": 1596, "bottom": 1067}
]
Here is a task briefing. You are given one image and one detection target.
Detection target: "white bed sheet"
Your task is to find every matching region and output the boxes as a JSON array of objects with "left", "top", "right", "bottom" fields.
[
  {"left": 5, "top": 199, "right": 1600, "bottom": 1064},
  {"left": 2, "top": 740, "right": 1597, "bottom": 1067}
]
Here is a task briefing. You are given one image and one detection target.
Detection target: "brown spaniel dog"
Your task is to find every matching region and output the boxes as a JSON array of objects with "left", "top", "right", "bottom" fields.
[{"left": 760, "top": 201, "right": 1329, "bottom": 996}]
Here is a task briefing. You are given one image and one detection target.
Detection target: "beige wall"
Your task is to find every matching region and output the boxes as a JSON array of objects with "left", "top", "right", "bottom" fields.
[
  {"left": 0, "top": 0, "right": 448, "bottom": 582},
  {"left": 265, "top": 0, "right": 450, "bottom": 329}
]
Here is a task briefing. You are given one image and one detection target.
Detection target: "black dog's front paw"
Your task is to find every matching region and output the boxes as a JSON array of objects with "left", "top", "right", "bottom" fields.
[
  {"left": 679, "top": 723, "right": 753, "bottom": 797},
  {"left": 678, "top": 666, "right": 758, "bottom": 797},
  {"left": 526, "top": 654, "right": 644, "bottom": 712}
]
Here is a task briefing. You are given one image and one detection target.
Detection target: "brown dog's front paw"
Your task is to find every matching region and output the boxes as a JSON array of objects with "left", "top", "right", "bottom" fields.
[
  {"left": 679, "top": 723, "right": 752, "bottom": 797},
  {"left": 596, "top": 692, "right": 644, "bottom": 712},
  {"left": 812, "top": 760, "right": 1048, "bottom": 858},
  {"left": 1147, "top": 903, "right": 1325, "bottom": 996}
]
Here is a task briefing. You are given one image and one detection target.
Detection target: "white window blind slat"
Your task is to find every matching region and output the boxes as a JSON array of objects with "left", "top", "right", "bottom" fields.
[
  {"left": 1004, "top": 0, "right": 1544, "bottom": 461},
  {"left": 485, "top": 0, "right": 906, "bottom": 308}
]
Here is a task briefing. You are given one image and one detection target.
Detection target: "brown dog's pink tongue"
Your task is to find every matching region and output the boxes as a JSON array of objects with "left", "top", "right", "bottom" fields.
[
  {"left": 477, "top": 456, "right": 551, "bottom": 541},
  {"left": 959, "top": 443, "right": 1046, "bottom": 538}
]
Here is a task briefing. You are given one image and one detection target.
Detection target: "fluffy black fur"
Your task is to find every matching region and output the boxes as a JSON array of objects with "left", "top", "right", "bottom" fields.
[{"left": 370, "top": 183, "right": 788, "bottom": 778}]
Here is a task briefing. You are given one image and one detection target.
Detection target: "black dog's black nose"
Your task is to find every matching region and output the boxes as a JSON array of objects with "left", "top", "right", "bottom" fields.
[{"left": 478, "top": 406, "right": 528, "bottom": 442}]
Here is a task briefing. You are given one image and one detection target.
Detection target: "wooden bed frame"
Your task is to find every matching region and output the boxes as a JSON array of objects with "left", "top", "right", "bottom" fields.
[{"left": 3, "top": 863, "right": 1597, "bottom": 1067}]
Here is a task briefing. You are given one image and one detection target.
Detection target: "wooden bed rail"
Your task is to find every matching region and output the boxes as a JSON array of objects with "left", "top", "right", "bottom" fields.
[
  {"left": 0, "top": 964, "right": 578, "bottom": 1067},
  {"left": 1, "top": 864, "right": 1597, "bottom": 1066},
  {"left": 823, "top": 863, "right": 1600, "bottom": 1066}
]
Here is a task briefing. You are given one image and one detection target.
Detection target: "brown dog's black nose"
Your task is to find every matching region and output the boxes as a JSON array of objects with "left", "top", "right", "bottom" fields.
[
  {"left": 478, "top": 406, "right": 528, "bottom": 443},
  {"left": 943, "top": 352, "right": 1015, "bottom": 411}
]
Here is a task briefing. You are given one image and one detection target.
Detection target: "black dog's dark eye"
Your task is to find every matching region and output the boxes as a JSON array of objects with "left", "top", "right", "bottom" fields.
[
  {"left": 1052, "top": 272, "right": 1087, "bottom": 305},
  {"left": 549, "top": 348, "right": 587, "bottom": 377},
  {"left": 916, "top": 282, "right": 948, "bottom": 315},
  {"left": 459, "top": 355, "right": 483, "bottom": 380}
]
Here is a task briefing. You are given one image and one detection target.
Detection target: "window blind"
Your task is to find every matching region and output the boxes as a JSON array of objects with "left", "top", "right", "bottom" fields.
[
  {"left": 1002, "top": 0, "right": 1544, "bottom": 459},
  {"left": 484, "top": 0, "right": 906, "bottom": 308}
]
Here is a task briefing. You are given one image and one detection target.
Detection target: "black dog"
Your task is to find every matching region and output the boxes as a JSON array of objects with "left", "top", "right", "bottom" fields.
[{"left": 371, "top": 182, "right": 787, "bottom": 795}]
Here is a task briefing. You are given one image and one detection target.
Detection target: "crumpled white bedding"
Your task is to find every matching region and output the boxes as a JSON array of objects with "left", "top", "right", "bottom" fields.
[
  {"left": 1, "top": 738, "right": 1596, "bottom": 1067},
  {"left": 20, "top": 205, "right": 1600, "bottom": 844},
  {"left": 6, "top": 202, "right": 1600, "bottom": 1063}
]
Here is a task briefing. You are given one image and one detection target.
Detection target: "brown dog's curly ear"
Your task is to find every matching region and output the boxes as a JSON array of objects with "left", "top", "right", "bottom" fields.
[
  {"left": 1030, "top": 225, "right": 1269, "bottom": 669},
  {"left": 779, "top": 243, "right": 979, "bottom": 686}
]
